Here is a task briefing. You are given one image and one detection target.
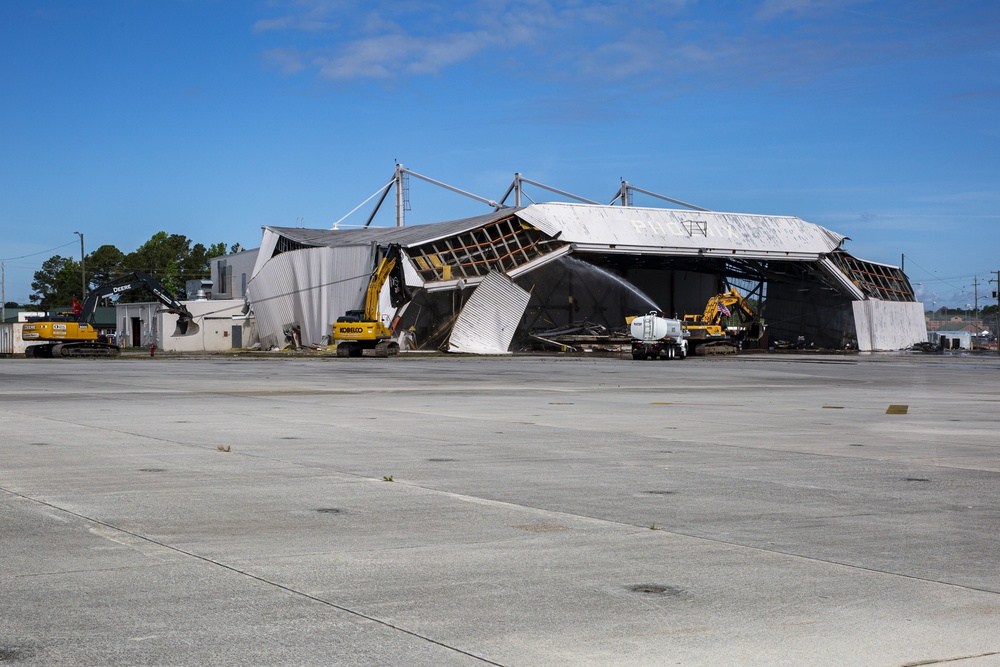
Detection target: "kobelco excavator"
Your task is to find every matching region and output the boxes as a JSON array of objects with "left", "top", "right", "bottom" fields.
[
  {"left": 22, "top": 271, "right": 198, "bottom": 358},
  {"left": 332, "top": 244, "right": 411, "bottom": 357}
]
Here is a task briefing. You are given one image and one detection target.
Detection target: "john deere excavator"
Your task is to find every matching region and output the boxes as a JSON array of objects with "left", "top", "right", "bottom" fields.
[
  {"left": 682, "top": 288, "right": 763, "bottom": 355},
  {"left": 23, "top": 271, "right": 198, "bottom": 358},
  {"left": 332, "top": 244, "right": 411, "bottom": 357}
]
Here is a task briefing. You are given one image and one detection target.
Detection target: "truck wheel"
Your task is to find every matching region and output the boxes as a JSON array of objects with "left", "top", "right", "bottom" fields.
[{"left": 632, "top": 350, "right": 643, "bottom": 360}]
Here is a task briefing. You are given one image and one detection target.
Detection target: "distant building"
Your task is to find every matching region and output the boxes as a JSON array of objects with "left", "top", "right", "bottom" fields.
[
  {"left": 930, "top": 331, "right": 972, "bottom": 350},
  {"left": 209, "top": 248, "right": 259, "bottom": 301}
]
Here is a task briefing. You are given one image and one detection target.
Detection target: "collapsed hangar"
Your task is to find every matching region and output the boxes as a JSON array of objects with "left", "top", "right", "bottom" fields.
[{"left": 243, "top": 200, "right": 927, "bottom": 353}]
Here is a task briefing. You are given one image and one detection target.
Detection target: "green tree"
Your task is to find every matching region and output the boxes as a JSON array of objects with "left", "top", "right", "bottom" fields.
[
  {"left": 31, "top": 255, "right": 82, "bottom": 308},
  {"left": 86, "top": 244, "right": 126, "bottom": 290},
  {"left": 123, "top": 232, "right": 193, "bottom": 298},
  {"left": 33, "top": 232, "right": 229, "bottom": 307},
  {"left": 118, "top": 232, "right": 228, "bottom": 300},
  {"left": 182, "top": 241, "right": 227, "bottom": 291}
]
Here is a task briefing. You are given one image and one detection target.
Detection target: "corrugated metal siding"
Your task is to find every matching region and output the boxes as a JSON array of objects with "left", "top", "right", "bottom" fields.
[
  {"left": 516, "top": 203, "right": 845, "bottom": 259},
  {"left": 852, "top": 301, "right": 927, "bottom": 351},
  {"left": 247, "top": 245, "right": 374, "bottom": 349},
  {"left": 448, "top": 272, "right": 531, "bottom": 354},
  {"left": 0, "top": 322, "right": 20, "bottom": 354},
  {"left": 251, "top": 228, "right": 282, "bottom": 279}
]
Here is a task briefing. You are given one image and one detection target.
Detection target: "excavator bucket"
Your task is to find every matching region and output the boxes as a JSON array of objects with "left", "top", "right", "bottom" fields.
[{"left": 173, "top": 313, "right": 199, "bottom": 337}]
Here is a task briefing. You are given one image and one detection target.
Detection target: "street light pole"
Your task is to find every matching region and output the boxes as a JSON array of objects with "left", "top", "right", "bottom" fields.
[{"left": 73, "top": 232, "right": 85, "bottom": 300}]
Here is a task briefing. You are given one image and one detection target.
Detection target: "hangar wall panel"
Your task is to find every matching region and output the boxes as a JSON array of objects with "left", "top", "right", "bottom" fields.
[
  {"left": 852, "top": 300, "right": 927, "bottom": 351},
  {"left": 449, "top": 272, "right": 531, "bottom": 354},
  {"left": 247, "top": 245, "right": 374, "bottom": 349}
]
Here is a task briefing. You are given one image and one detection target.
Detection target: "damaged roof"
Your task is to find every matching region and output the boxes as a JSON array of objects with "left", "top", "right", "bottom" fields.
[
  {"left": 517, "top": 203, "right": 847, "bottom": 260},
  {"left": 266, "top": 202, "right": 845, "bottom": 262},
  {"left": 264, "top": 209, "right": 519, "bottom": 249}
]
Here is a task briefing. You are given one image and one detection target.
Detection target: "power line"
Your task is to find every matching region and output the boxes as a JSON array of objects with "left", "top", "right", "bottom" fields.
[{"left": 0, "top": 240, "right": 78, "bottom": 262}]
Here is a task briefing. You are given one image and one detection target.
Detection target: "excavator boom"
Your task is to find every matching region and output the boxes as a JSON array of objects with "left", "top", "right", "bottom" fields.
[{"left": 683, "top": 287, "right": 763, "bottom": 355}]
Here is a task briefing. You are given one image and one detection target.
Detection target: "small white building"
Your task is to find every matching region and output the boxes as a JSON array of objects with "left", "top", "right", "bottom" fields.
[
  {"left": 0, "top": 322, "right": 27, "bottom": 355},
  {"left": 929, "top": 331, "right": 972, "bottom": 350},
  {"left": 116, "top": 299, "right": 255, "bottom": 351}
]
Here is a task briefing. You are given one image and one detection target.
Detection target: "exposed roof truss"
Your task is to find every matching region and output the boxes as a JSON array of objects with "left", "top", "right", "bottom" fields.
[
  {"left": 829, "top": 252, "right": 914, "bottom": 301},
  {"left": 407, "top": 215, "right": 567, "bottom": 283}
]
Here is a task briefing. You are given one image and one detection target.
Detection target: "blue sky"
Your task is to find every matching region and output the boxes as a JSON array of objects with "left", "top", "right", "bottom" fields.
[{"left": 2, "top": 0, "right": 998, "bottom": 309}]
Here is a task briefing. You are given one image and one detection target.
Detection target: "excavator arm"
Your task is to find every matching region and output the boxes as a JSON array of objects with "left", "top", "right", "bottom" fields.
[
  {"left": 702, "top": 288, "right": 755, "bottom": 326},
  {"left": 80, "top": 271, "right": 197, "bottom": 335},
  {"left": 363, "top": 245, "right": 402, "bottom": 321}
]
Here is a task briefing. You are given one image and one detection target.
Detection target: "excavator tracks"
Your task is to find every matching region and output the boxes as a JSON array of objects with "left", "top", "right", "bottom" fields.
[{"left": 27, "top": 343, "right": 121, "bottom": 358}]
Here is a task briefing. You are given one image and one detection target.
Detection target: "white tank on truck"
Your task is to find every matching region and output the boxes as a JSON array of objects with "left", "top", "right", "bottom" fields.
[{"left": 628, "top": 312, "right": 688, "bottom": 361}]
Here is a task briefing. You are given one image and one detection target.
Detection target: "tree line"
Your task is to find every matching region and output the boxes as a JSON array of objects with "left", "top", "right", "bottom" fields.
[
  {"left": 927, "top": 305, "right": 999, "bottom": 318},
  {"left": 25, "top": 232, "right": 234, "bottom": 309}
]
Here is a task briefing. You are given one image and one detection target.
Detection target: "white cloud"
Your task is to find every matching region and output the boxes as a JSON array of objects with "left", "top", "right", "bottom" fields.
[
  {"left": 262, "top": 47, "right": 308, "bottom": 74},
  {"left": 313, "top": 31, "right": 495, "bottom": 79},
  {"left": 253, "top": 0, "right": 1000, "bottom": 95}
]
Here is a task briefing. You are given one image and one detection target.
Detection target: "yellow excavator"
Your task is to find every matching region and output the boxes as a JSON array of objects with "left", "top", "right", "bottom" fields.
[
  {"left": 22, "top": 271, "right": 197, "bottom": 358},
  {"left": 332, "top": 244, "right": 411, "bottom": 357},
  {"left": 682, "top": 288, "right": 763, "bottom": 355}
]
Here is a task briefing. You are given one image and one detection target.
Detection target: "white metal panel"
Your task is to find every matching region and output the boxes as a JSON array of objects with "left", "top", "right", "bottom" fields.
[
  {"left": 247, "top": 245, "right": 374, "bottom": 349},
  {"left": 516, "top": 202, "right": 845, "bottom": 259},
  {"left": 251, "top": 228, "right": 282, "bottom": 279},
  {"left": 400, "top": 248, "right": 425, "bottom": 289},
  {"left": 448, "top": 271, "right": 531, "bottom": 354},
  {"left": 852, "top": 300, "right": 927, "bottom": 351}
]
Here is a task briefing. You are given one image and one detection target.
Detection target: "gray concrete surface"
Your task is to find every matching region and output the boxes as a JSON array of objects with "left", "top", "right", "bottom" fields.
[{"left": 2, "top": 352, "right": 999, "bottom": 666}]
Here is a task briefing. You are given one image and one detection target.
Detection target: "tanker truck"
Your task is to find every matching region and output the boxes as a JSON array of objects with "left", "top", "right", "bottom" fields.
[{"left": 628, "top": 312, "right": 688, "bottom": 361}]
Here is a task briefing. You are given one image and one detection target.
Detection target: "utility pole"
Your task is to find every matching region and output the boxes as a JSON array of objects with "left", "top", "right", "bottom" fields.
[
  {"left": 972, "top": 275, "right": 979, "bottom": 350},
  {"left": 973, "top": 275, "right": 979, "bottom": 322},
  {"left": 73, "top": 231, "right": 85, "bottom": 299},
  {"left": 2, "top": 261, "right": 5, "bottom": 324},
  {"left": 991, "top": 271, "right": 1000, "bottom": 355}
]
